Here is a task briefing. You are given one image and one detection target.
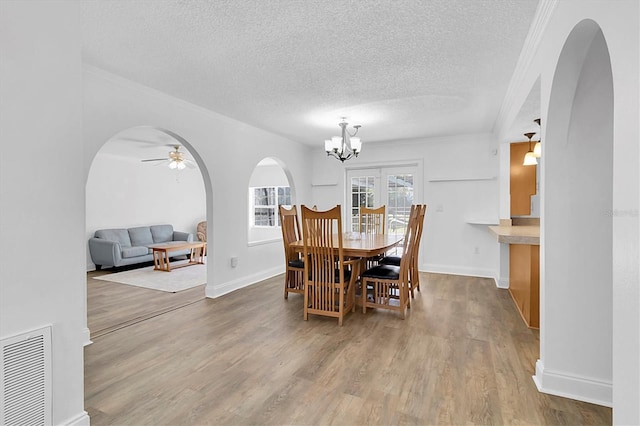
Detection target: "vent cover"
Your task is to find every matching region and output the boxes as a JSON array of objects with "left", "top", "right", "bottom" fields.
[{"left": 1, "top": 326, "right": 52, "bottom": 426}]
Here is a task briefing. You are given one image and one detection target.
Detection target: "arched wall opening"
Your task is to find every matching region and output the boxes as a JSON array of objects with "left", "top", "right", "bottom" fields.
[
  {"left": 246, "top": 157, "right": 296, "bottom": 245},
  {"left": 536, "top": 19, "right": 613, "bottom": 406},
  {"left": 85, "top": 125, "right": 212, "bottom": 338}
]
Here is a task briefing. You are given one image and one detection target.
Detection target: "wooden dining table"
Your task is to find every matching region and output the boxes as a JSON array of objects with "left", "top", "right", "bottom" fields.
[
  {"left": 289, "top": 232, "right": 404, "bottom": 259},
  {"left": 289, "top": 232, "right": 405, "bottom": 309}
]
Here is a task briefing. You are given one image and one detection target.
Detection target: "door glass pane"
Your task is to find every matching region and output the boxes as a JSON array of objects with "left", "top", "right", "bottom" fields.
[
  {"left": 387, "top": 174, "right": 414, "bottom": 235},
  {"left": 351, "top": 176, "right": 375, "bottom": 232}
]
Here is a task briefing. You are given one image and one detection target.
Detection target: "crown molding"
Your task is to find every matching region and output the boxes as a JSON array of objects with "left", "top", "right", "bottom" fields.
[{"left": 492, "top": 0, "right": 558, "bottom": 141}]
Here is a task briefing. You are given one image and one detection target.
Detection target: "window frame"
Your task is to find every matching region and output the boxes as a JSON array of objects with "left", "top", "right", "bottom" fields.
[{"left": 249, "top": 185, "right": 291, "bottom": 228}]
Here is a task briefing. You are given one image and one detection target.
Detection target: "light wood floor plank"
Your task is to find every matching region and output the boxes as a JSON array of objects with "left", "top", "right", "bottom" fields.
[{"left": 85, "top": 271, "right": 611, "bottom": 425}]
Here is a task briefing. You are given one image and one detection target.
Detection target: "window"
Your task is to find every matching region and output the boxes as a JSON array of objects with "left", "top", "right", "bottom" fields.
[{"left": 250, "top": 186, "right": 291, "bottom": 227}]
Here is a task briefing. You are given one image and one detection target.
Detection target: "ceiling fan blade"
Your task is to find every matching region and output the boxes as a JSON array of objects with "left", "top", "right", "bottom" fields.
[{"left": 141, "top": 158, "right": 167, "bottom": 162}]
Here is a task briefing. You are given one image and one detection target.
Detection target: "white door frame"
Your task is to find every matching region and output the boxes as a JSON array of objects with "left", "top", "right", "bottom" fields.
[{"left": 344, "top": 159, "right": 424, "bottom": 233}]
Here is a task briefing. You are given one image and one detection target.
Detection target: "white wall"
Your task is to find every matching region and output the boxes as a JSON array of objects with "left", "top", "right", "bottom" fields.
[
  {"left": 543, "top": 23, "right": 613, "bottom": 404},
  {"left": 310, "top": 133, "right": 501, "bottom": 281},
  {"left": 0, "top": 1, "right": 88, "bottom": 425},
  {"left": 495, "top": 0, "right": 639, "bottom": 421},
  {"left": 86, "top": 151, "right": 206, "bottom": 269},
  {"left": 83, "top": 67, "right": 313, "bottom": 300}
]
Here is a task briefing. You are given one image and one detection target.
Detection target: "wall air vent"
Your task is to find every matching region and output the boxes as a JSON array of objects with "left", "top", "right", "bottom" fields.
[{"left": 0, "top": 326, "right": 52, "bottom": 426}]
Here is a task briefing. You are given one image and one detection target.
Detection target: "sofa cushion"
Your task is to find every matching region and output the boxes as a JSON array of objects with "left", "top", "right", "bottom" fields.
[
  {"left": 95, "top": 229, "right": 131, "bottom": 248},
  {"left": 121, "top": 246, "right": 149, "bottom": 258},
  {"left": 150, "top": 224, "right": 174, "bottom": 243},
  {"left": 129, "top": 226, "right": 154, "bottom": 246}
]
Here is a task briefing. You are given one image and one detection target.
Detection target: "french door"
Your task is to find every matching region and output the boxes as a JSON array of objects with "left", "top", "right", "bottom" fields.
[{"left": 346, "top": 165, "right": 419, "bottom": 236}]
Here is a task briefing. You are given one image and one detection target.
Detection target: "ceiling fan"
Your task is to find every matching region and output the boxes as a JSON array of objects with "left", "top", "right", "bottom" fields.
[{"left": 141, "top": 145, "right": 196, "bottom": 170}]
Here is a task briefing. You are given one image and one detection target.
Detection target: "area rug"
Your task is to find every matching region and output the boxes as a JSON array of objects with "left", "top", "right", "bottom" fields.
[{"left": 94, "top": 260, "right": 206, "bottom": 293}]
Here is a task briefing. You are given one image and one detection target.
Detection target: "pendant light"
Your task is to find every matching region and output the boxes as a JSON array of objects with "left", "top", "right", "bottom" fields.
[
  {"left": 523, "top": 132, "right": 538, "bottom": 166},
  {"left": 533, "top": 118, "right": 541, "bottom": 158}
]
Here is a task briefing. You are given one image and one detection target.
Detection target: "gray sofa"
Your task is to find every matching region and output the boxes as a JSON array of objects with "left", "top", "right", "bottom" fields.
[{"left": 89, "top": 224, "right": 194, "bottom": 270}]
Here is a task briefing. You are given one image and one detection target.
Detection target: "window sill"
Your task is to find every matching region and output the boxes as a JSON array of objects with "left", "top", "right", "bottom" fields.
[{"left": 247, "top": 237, "right": 282, "bottom": 247}]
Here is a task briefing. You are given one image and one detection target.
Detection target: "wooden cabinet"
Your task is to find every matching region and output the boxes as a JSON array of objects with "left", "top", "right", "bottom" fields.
[
  {"left": 510, "top": 142, "right": 537, "bottom": 216},
  {"left": 508, "top": 243, "right": 539, "bottom": 328}
]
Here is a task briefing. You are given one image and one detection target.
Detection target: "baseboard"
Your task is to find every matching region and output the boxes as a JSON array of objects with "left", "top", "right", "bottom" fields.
[
  {"left": 63, "top": 411, "right": 90, "bottom": 426},
  {"left": 533, "top": 359, "right": 612, "bottom": 407},
  {"left": 82, "top": 327, "right": 92, "bottom": 347},
  {"left": 422, "top": 262, "right": 497, "bottom": 281},
  {"left": 496, "top": 277, "right": 509, "bottom": 289},
  {"left": 205, "top": 266, "right": 284, "bottom": 298}
]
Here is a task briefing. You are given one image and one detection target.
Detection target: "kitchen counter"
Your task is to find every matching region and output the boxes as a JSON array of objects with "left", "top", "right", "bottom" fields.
[
  {"left": 488, "top": 225, "right": 539, "bottom": 245},
  {"left": 489, "top": 221, "right": 540, "bottom": 329}
]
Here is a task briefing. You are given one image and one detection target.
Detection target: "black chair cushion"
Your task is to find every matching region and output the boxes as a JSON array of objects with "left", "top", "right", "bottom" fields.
[
  {"left": 288, "top": 259, "right": 304, "bottom": 268},
  {"left": 362, "top": 265, "right": 400, "bottom": 280},
  {"left": 379, "top": 255, "right": 401, "bottom": 266},
  {"left": 308, "top": 268, "right": 352, "bottom": 283}
]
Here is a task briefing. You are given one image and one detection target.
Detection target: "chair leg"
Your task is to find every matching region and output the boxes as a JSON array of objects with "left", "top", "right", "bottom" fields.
[
  {"left": 284, "top": 271, "right": 289, "bottom": 299},
  {"left": 303, "top": 283, "right": 309, "bottom": 321}
]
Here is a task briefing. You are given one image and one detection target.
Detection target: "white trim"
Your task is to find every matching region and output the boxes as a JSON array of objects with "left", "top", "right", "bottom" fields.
[
  {"left": 82, "top": 327, "right": 92, "bottom": 347},
  {"left": 62, "top": 411, "right": 90, "bottom": 426},
  {"left": 493, "top": 0, "right": 559, "bottom": 140},
  {"left": 496, "top": 277, "right": 510, "bottom": 289},
  {"left": 533, "top": 359, "right": 613, "bottom": 408},
  {"left": 428, "top": 176, "right": 497, "bottom": 182},
  {"left": 422, "top": 263, "right": 498, "bottom": 281},
  {"left": 205, "top": 266, "right": 283, "bottom": 299},
  {"left": 247, "top": 237, "right": 281, "bottom": 247},
  {"left": 344, "top": 158, "right": 423, "bottom": 171}
]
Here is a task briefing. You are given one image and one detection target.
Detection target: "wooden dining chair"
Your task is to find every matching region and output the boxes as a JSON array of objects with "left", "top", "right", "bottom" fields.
[
  {"left": 361, "top": 205, "right": 421, "bottom": 318},
  {"left": 380, "top": 204, "right": 426, "bottom": 298},
  {"left": 360, "top": 205, "right": 386, "bottom": 268},
  {"left": 359, "top": 205, "right": 386, "bottom": 234},
  {"left": 279, "top": 205, "right": 304, "bottom": 299},
  {"left": 301, "top": 204, "right": 359, "bottom": 326}
]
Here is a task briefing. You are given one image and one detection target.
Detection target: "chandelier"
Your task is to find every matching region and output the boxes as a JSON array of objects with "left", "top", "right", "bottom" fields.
[{"left": 324, "top": 119, "right": 362, "bottom": 162}]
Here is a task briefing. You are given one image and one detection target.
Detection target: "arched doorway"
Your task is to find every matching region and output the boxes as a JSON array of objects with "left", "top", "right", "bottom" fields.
[
  {"left": 535, "top": 20, "right": 613, "bottom": 406},
  {"left": 85, "top": 126, "right": 211, "bottom": 340}
]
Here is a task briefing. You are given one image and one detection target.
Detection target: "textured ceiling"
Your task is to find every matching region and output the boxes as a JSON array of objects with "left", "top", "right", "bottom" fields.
[{"left": 81, "top": 0, "right": 539, "bottom": 148}]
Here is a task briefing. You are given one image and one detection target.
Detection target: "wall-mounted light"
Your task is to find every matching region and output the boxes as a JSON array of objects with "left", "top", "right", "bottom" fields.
[{"left": 523, "top": 132, "right": 538, "bottom": 166}]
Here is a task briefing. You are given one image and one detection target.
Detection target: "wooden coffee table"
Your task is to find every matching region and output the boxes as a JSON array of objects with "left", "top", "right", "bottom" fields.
[{"left": 151, "top": 241, "right": 206, "bottom": 272}]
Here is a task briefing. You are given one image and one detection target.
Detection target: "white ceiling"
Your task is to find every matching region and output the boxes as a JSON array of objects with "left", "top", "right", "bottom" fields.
[{"left": 80, "top": 0, "right": 540, "bottom": 149}]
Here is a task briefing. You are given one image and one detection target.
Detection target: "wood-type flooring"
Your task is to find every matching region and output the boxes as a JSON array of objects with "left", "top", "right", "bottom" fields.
[{"left": 85, "top": 271, "right": 611, "bottom": 425}]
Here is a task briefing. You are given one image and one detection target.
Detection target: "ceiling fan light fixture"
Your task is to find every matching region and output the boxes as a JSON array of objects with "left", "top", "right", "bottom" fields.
[{"left": 142, "top": 144, "right": 194, "bottom": 171}]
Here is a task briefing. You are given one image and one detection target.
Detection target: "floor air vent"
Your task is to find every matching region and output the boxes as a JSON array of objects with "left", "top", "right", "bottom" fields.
[{"left": 1, "top": 326, "right": 52, "bottom": 426}]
